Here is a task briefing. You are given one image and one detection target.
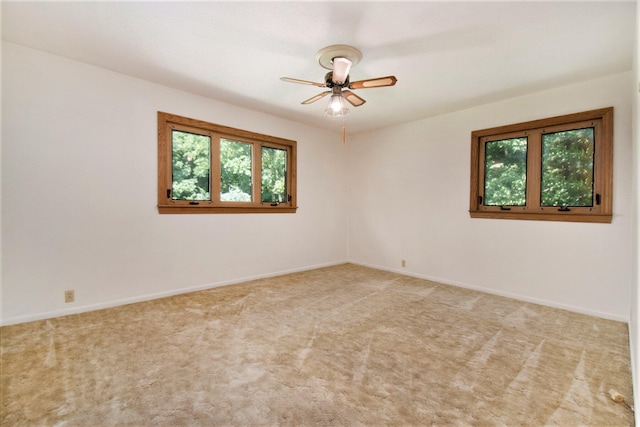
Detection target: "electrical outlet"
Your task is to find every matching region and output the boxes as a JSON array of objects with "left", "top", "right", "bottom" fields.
[
  {"left": 65, "top": 290, "right": 75, "bottom": 303},
  {"left": 401, "top": 259, "right": 406, "bottom": 268}
]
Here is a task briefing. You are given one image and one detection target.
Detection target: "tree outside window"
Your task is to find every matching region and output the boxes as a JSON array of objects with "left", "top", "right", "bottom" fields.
[
  {"left": 469, "top": 107, "right": 613, "bottom": 223},
  {"left": 158, "top": 112, "right": 297, "bottom": 214}
]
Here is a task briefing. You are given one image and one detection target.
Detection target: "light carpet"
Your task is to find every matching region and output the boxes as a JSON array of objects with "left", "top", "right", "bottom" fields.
[{"left": 1, "top": 263, "right": 634, "bottom": 426}]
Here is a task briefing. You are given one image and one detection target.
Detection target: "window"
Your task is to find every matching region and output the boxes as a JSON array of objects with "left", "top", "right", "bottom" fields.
[
  {"left": 158, "top": 112, "right": 297, "bottom": 214},
  {"left": 469, "top": 107, "right": 613, "bottom": 223}
]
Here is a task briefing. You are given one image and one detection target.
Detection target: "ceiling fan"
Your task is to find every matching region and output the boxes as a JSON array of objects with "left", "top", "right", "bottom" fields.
[{"left": 280, "top": 45, "right": 397, "bottom": 116}]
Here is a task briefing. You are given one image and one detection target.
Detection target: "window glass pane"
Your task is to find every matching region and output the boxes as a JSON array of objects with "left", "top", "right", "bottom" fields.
[
  {"left": 171, "top": 130, "right": 211, "bottom": 201},
  {"left": 220, "top": 139, "right": 253, "bottom": 202},
  {"left": 541, "top": 128, "right": 594, "bottom": 207},
  {"left": 261, "top": 146, "right": 287, "bottom": 203},
  {"left": 484, "top": 137, "right": 527, "bottom": 206}
]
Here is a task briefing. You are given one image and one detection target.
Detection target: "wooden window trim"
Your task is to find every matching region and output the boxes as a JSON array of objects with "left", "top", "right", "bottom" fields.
[
  {"left": 158, "top": 112, "right": 297, "bottom": 214},
  {"left": 469, "top": 107, "right": 613, "bottom": 223}
]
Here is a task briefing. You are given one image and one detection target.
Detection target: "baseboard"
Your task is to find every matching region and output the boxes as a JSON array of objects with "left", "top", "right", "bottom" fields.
[
  {"left": 3, "top": 260, "right": 627, "bottom": 326},
  {"left": 0, "top": 260, "right": 348, "bottom": 326},
  {"left": 349, "top": 260, "right": 630, "bottom": 324}
]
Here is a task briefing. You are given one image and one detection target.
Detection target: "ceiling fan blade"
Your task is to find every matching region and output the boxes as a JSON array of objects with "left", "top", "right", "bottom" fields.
[
  {"left": 280, "top": 77, "right": 326, "bottom": 88},
  {"left": 301, "top": 91, "right": 331, "bottom": 105},
  {"left": 331, "top": 57, "right": 352, "bottom": 85},
  {"left": 349, "top": 75, "right": 398, "bottom": 89},
  {"left": 341, "top": 90, "right": 366, "bottom": 107}
]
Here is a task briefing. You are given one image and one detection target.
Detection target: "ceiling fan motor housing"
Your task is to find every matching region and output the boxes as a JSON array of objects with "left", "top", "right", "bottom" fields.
[{"left": 325, "top": 72, "right": 350, "bottom": 88}]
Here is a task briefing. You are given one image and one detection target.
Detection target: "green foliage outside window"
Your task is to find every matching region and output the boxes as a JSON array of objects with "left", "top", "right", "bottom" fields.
[
  {"left": 541, "top": 128, "right": 594, "bottom": 207},
  {"left": 159, "top": 112, "right": 297, "bottom": 214},
  {"left": 172, "top": 130, "right": 211, "bottom": 201},
  {"left": 171, "top": 133, "right": 288, "bottom": 203},
  {"left": 469, "top": 107, "right": 611, "bottom": 223},
  {"left": 484, "top": 137, "right": 527, "bottom": 206},
  {"left": 261, "top": 147, "right": 287, "bottom": 203},
  {"left": 220, "top": 139, "right": 253, "bottom": 201}
]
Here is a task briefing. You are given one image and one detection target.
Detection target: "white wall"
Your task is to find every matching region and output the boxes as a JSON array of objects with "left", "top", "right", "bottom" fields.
[
  {"left": 1, "top": 42, "right": 348, "bottom": 325},
  {"left": 630, "top": 0, "right": 639, "bottom": 421},
  {"left": 1, "top": 40, "right": 635, "bottom": 327},
  {"left": 348, "top": 71, "right": 634, "bottom": 322},
  {"left": 0, "top": 7, "right": 4, "bottom": 324}
]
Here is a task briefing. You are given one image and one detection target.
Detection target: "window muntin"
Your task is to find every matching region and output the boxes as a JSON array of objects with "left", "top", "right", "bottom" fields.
[
  {"left": 158, "top": 112, "right": 297, "bottom": 214},
  {"left": 469, "top": 107, "right": 613, "bottom": 223}
]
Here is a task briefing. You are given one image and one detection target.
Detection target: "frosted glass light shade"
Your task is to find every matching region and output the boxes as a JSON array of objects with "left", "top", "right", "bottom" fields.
[{"left": 325, "top": 94, "right": 349, "bottom": 117}]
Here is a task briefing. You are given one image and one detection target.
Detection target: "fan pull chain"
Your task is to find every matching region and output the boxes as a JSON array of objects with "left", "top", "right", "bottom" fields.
[{"left": 341, "top": 115, "right": 347, "bottom": 144}]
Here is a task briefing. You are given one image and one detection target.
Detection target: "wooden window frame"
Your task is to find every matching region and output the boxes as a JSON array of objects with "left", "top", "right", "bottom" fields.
[
  {"left": 158, "top": 112, "right": 297, "bottom": 214},
  {"left": 469, "top": 107, "right": 613, "bottom": 223}
]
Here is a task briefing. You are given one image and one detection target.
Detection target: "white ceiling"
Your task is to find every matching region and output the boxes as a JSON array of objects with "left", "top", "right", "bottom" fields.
[{"left": 1, "top": 1, "right": 636, "bottom": 134}]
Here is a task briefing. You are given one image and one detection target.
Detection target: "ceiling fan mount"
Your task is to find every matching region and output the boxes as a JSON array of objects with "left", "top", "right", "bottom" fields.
[
  {"left": 280, "top": 44, "right": 397, "bottom": 113},
  {"left": 315, "top": 45, "right": 362, "bottom": 70}
]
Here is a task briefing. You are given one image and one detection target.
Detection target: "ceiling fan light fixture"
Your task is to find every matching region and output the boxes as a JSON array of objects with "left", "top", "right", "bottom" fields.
[
  {"left": 325, "top": 94, "right": 349, "bottom": 117},
  {"left": 282, "top": 44, "right": 396, "bottom": 120}
]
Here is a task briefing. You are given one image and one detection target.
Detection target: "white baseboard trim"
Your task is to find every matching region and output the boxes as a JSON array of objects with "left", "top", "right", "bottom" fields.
[
  {"left": 349, "top": 260, "right": 630, "bottom": 324},
  {"left": 3, "top": 260, "right": 628, "bottom": 326},
  {"left": 0, "top": 260, "right": 348, "bottom": 326}
]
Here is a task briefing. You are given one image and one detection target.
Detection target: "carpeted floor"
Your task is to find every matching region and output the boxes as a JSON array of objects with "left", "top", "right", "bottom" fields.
[{"left": 1, "top": 263, "right": 634, "bottom": 426}]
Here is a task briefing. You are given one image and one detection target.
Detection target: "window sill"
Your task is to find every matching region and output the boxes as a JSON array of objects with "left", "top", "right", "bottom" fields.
[
  {"left": 469, "top": 210, "right": 612, "bottom": 223},
  {"left": 158, "top": 205, "right": 298, "bottom": 214}
]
